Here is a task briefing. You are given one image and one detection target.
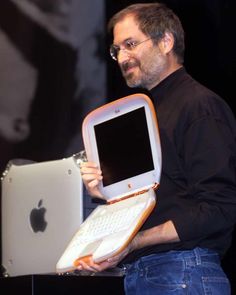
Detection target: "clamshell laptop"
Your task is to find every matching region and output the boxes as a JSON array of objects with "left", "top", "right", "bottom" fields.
[{"left": 56, "top": 93, "right": 162, "bottom": 273}]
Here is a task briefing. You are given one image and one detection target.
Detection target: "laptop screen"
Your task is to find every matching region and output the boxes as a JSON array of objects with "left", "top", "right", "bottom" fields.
[{"left": 94, "top": 107, "right": 154, "bottom": 186}]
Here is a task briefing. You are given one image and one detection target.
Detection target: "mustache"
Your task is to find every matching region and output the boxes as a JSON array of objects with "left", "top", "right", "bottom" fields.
[{"left": 120, "top": 60, "right": 139, "bottom": 73}]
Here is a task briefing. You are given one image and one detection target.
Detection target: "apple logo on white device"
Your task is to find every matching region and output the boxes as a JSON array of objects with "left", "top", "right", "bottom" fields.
[{"left": 30, "top": 199, "right": 47, "bottom": 232}]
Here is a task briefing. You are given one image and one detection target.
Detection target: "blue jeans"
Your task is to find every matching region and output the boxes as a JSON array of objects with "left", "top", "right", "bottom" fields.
[{"left": 123, "top": 248, "right": 231, "bottom": 295}]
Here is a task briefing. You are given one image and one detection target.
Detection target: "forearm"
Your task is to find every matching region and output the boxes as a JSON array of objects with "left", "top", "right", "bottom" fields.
[
  {"left": 131, "top": 220, "right": 180, "bottom": 251},
  {"left": 76, "top": 220, "right": 180, "bottom": 272}
]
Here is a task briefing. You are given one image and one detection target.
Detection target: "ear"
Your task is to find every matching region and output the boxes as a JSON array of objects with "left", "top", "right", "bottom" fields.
[{"left": 159, "top": 32, "right": 174, "bottom": 54}]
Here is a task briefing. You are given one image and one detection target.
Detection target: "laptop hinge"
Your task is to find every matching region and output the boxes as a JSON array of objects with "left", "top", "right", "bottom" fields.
[{"left": 107, "top": 182, "right": 159, "bottom": 205}]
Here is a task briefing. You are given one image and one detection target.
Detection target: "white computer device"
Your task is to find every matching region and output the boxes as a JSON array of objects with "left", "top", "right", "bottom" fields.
[
  {"left": 1, "top": 154, "right": 84, "bottom": 277},
  {"left": 56, "top": 93, "right": 162, "bottom": 273}
]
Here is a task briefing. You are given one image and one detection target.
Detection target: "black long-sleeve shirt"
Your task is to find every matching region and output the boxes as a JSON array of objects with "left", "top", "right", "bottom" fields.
[{"left": 124, "top": 67, "right": 236, "bottom": 263}]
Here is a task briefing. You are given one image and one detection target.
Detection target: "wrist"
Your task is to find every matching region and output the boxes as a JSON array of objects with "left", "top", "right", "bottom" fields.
[{"left": 130, "top": 232, "right": 142, "bottom": 251}]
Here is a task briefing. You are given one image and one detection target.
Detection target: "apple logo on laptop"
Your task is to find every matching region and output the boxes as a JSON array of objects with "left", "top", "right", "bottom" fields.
[{"left": 30, "top": 199, "right": 47, "bottom": 232}]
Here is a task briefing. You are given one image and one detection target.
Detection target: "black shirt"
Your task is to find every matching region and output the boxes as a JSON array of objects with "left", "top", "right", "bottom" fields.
[{"left": 124, "top": 67, "right": 236, "bottom": 263}]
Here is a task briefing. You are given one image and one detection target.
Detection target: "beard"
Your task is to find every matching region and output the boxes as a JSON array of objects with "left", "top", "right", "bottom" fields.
[
  {"left": 120, "top": 50, "right": 167, "bottom": 90},
  {"left": 120, "top": 60, "right": 141, "bottom": 88}
]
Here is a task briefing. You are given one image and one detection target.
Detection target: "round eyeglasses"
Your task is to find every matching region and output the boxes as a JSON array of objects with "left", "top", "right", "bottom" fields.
[{"left": 110, "top": 37, "right": 153, "bottom": 61}]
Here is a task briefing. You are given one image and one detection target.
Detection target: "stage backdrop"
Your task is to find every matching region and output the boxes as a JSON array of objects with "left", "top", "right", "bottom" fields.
[{"left": 0, "top": 0, "right": 107, "bottom": 171}]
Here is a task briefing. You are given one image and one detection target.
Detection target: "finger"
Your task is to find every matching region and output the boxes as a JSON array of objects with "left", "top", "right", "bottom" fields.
[
  {"left": 83, "top": 178, "right": 100, "bottom": 193},
  {"left": 80, "top": 265, "right": 97, "bottom": 272},
  {"left": 82, "top": 173, "right": 103, "bottom": 183},
  {"left": 87, "top": 178, "right": 102, "bottom": 189},
  {"left": 80, "top": 162, "right": 98, "bottom": 168},
  {"left": 82, "top": 173, "right": 102, "bottom": 188},
  {"left": 81, "top": 168, "right": 102, "bottom": 177},
  {"left": 78, "top": 259, "right": 108, "bottom": 272},
  {"left": 87, "top": 260, "right": 116, "bottom": 272},
  {"left": 80, "top": 162, "right": 101, "bottom": 174}
]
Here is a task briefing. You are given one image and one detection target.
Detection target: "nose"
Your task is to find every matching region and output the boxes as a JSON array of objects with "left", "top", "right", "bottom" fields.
[{"left": 117, "top": 49, "right": 130, "bottom": 63}]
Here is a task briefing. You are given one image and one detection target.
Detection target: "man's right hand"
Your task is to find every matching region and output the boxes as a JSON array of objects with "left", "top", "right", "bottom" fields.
[{"left": 80, "top": 162, "right": 105, "bottom": 199}]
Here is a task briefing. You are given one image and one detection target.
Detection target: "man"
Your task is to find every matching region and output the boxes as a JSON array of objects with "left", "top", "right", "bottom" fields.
[{"left": 79, "top": 3, "right": 236, "bottom": 294}]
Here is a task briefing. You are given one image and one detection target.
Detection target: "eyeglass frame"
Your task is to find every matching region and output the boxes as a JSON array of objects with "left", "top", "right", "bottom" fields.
[{"left": 110, "top": 37, "right": 153, "bottom": 61}]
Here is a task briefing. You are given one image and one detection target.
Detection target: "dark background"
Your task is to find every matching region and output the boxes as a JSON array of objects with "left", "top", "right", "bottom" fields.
[{"left": 0, "top": 0, "right": 236, "bottom": 294}]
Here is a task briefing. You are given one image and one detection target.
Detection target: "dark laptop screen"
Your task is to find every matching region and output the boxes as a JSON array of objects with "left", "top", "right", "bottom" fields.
[{"left": 94, "top": 107, "right": 154, "bottom": 186}]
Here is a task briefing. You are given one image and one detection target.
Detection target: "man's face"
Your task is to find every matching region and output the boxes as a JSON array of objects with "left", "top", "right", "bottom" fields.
[{"left": 113, "top": 15, "right": 168, "bottom": 90}]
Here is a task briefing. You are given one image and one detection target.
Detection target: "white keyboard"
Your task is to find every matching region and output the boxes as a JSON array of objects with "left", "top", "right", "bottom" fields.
[
  {"left": 75, "top": 201, "right": 146, "bottom": 245},
  {"left": 56, "top": 190, "right": 156, "bottom": 272}
]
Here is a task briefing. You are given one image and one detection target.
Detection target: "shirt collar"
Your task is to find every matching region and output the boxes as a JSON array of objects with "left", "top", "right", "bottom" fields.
[{"left": 149, "top": 67, "right": 186, "bottom": 105}]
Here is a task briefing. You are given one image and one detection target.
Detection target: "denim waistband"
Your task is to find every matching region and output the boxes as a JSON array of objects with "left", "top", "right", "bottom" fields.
[{"left": 122, "top": 247, "right": 220, "bottom": 273}]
